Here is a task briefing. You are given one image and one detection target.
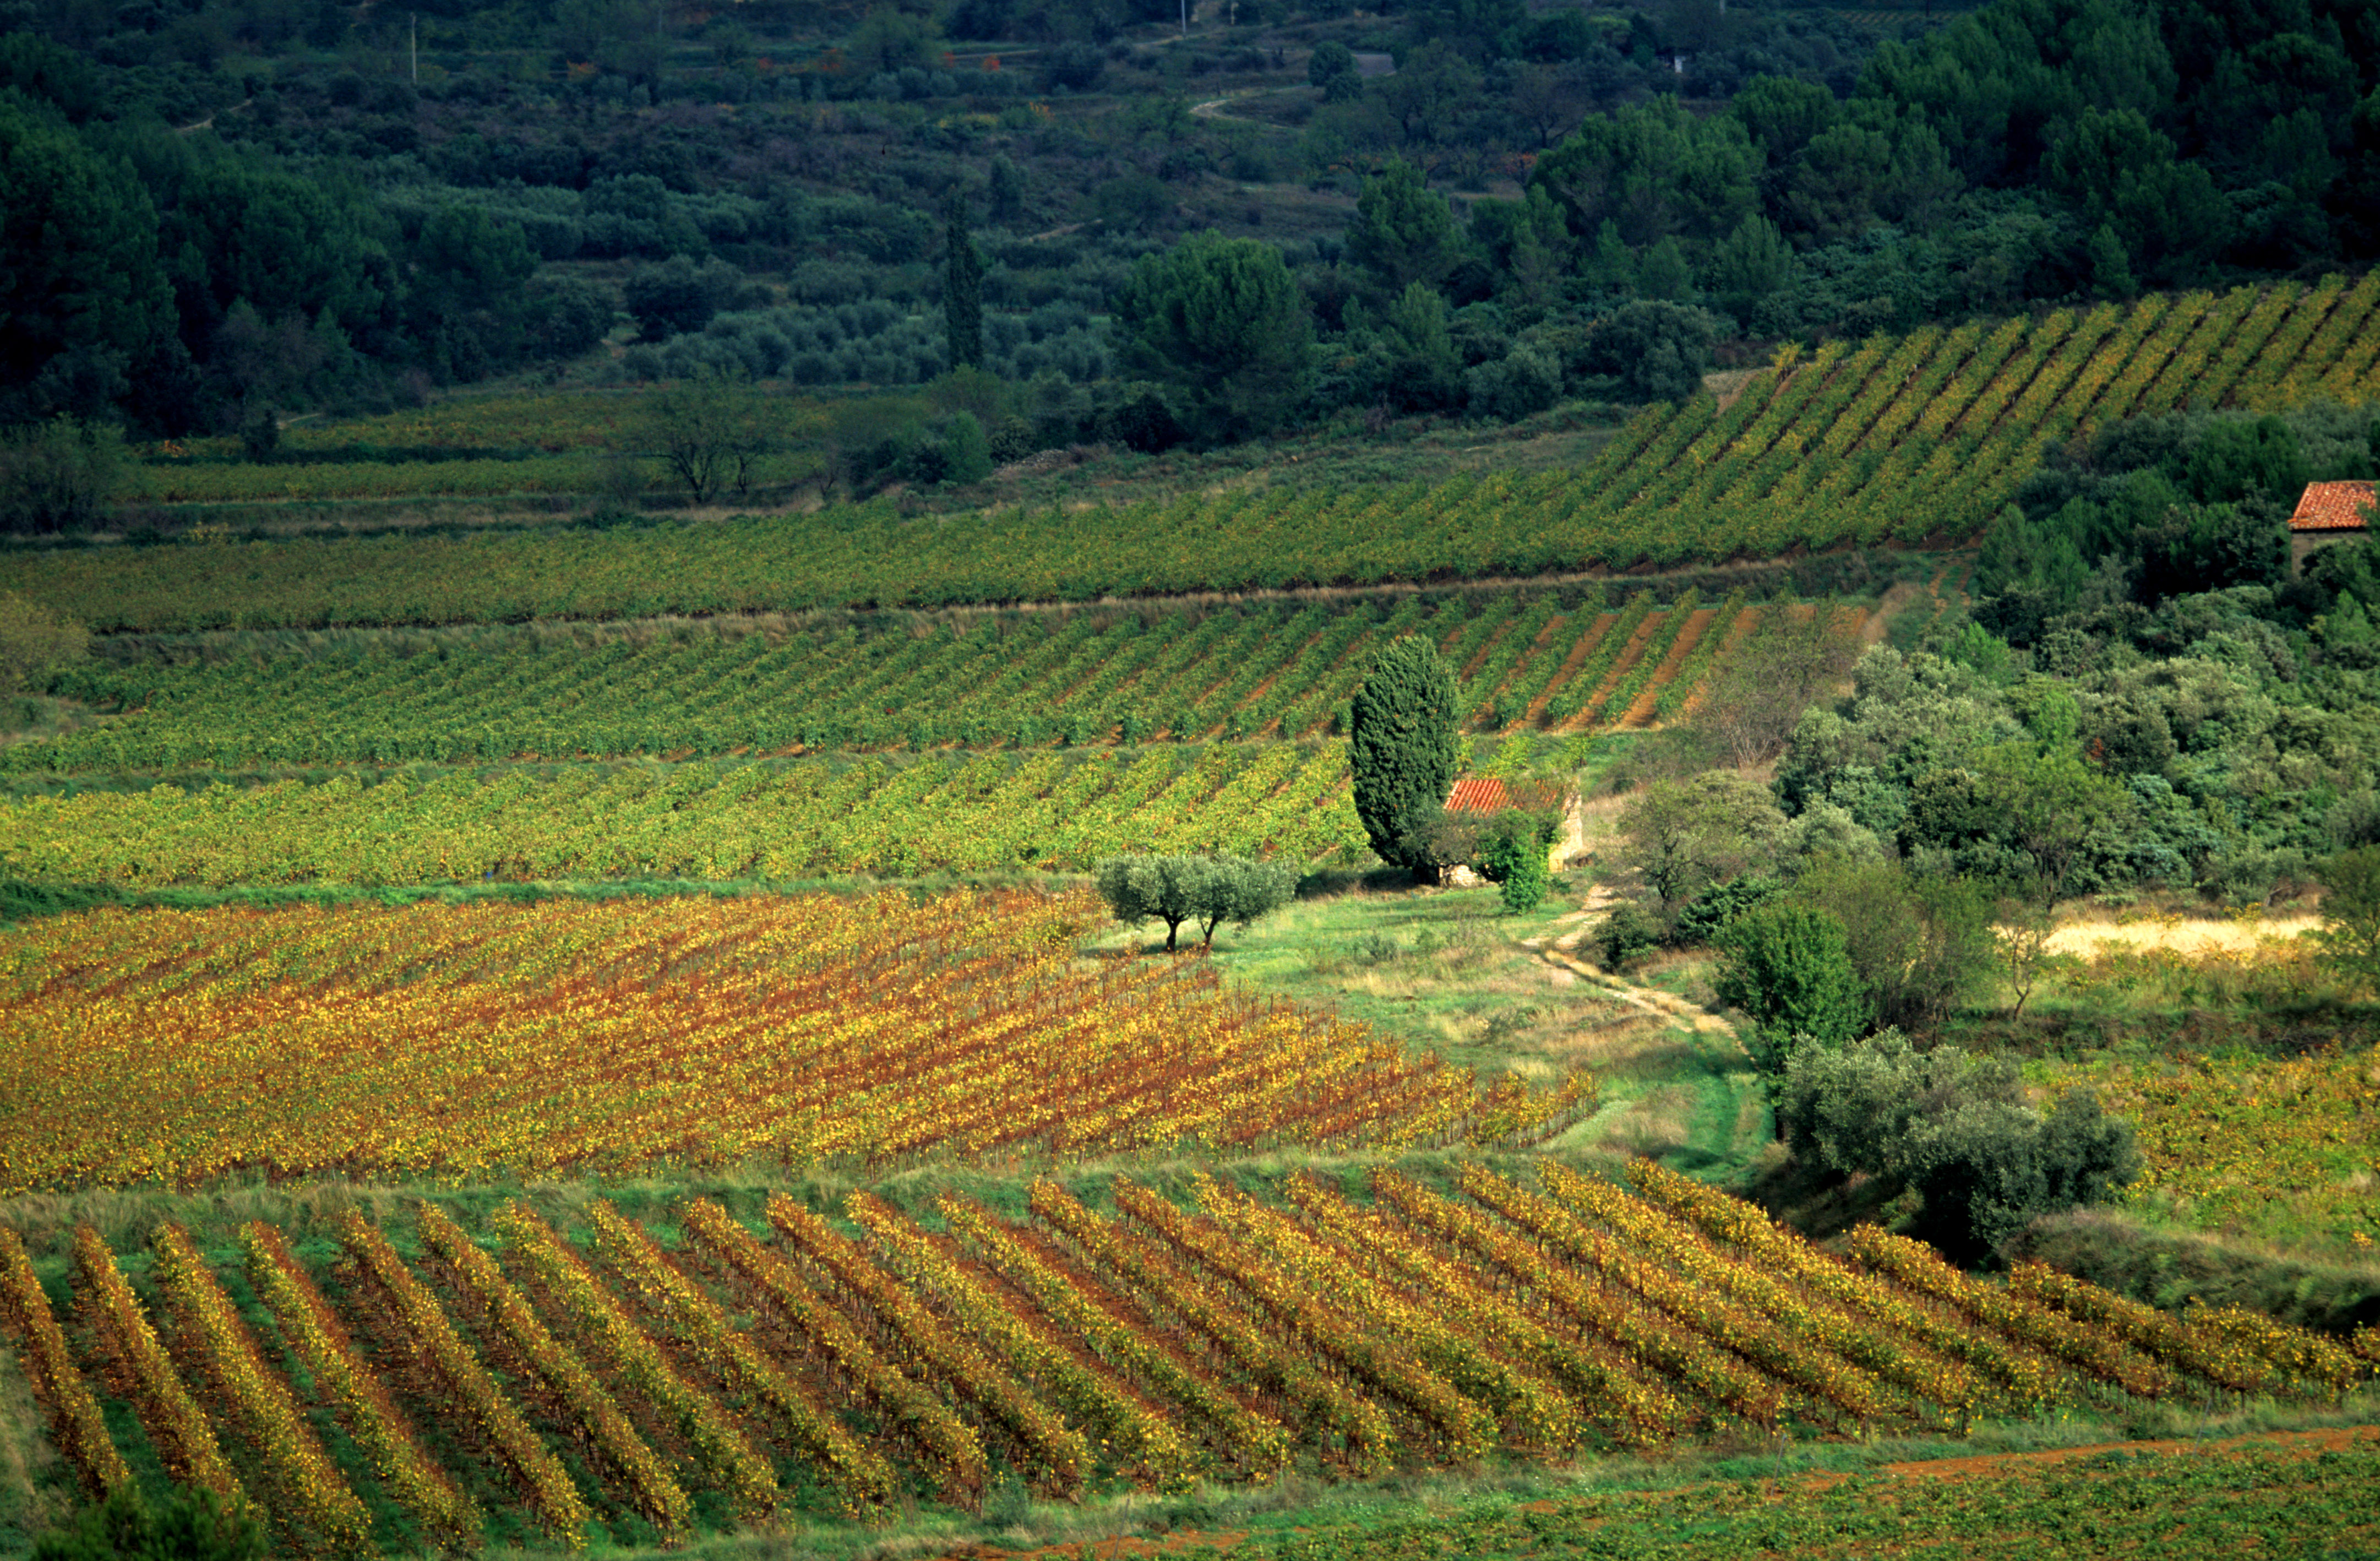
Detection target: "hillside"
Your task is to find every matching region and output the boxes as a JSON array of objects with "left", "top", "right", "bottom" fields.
[{"left": 7, "top": 278, "right": 2376, "bottom": 638}]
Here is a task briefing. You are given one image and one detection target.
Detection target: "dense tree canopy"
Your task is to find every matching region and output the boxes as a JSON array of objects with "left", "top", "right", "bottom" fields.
[{"left": 1110, "top": 231, "right": 1312, "bottom": 447}]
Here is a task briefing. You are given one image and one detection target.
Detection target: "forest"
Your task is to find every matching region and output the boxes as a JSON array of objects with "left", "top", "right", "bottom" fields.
[{"left": 4, "top": 0, "right": 2380, "bottom": 493}]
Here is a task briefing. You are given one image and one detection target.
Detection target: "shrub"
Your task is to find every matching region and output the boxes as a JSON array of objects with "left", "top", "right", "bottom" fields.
[
  {"left": 2313, "top": 844, "right": 2380, "bottom": 993},
  {"left": 1472, "top": 809, "right": 1555, "bottom": 915},
  {"left": 1593, "top": 902, "right": 1664, "bottom": 972},
  {"left": 1668, "top": 873, "right": 1782, "bottom": 947},
  {"left": 34, "top": 1483, "right": 266, "bottom": 1561},
  {"left": 0, "top": 418, "right": 124, "bottom": 534},
  {"left": 1791, "top": 856, "right": 1996, "bottom": 1032},
  {"left": 1713, "top": 901, "right": 1867, "bottom": 1073},
  {"left": 0, "top": 591, "right": 89, "bottom": 695},
  {"left": 1779, "top": 1031, "right": 2142, "bottom": 1263}
]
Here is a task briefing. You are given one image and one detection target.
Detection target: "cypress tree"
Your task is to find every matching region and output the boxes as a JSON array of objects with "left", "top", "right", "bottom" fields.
[
  {"left": 1349, "top": 634, "right": 1459, "bottom": 877},
  {"left": 943, "top": 191, "right": 984, "bottom": 371}
]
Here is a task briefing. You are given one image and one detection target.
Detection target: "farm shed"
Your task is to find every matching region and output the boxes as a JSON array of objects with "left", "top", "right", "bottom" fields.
[
  {"left": 1444, "top": 776, "right": 1587, "bottom": 871},
  {"left": 2289, "top": 480, "right": 2373, "bottom": 574}
]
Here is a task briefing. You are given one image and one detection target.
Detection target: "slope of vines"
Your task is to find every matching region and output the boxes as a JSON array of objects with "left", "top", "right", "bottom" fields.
[
  {"left": 3, "top": 1167, "right": 2365, "bottom": 1554},
  {"left": 6, "top": 279, "right": 2373, "bottom": 634},
  {"left": 13, "top": 593, "right": 1776, "bottom": 773}
]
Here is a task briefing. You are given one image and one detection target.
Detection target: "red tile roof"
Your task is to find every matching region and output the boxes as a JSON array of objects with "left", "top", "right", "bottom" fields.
[
  {"left": 2289, "top": 481, "right": 2375, "bottom": 532},
  {"left": 1446, "top": 777, "right": 1567, "bottom": 815},
  {"left": 1446, "top": 777, "right": 1513, "bottom": 815}
]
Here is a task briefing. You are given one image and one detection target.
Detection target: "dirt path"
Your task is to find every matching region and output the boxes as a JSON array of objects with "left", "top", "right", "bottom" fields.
[
  {"left": 1873, "top": 1420, "right": 2380, "bottom": 1481},
  {"left": 1526, "top": 905, "right": 1739, "bottom": 1038},
  {"left": 1864, "top": 579, "right": 1927, "bottom": 643}
]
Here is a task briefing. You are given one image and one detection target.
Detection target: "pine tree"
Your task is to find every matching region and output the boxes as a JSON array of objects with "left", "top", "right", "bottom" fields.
[
  {"left": 943, "top": 191, "right": 984, "bottom": 371},
  {"left": 1349, "top": 634, "right": 1459, "bottom": 878}
]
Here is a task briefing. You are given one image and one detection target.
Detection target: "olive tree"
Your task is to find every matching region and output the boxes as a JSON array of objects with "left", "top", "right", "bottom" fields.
[
  {"left": 640, "top": 369, "right": 777, "bottom": 504},
  {"left": 1095, "top": 855, "right": 1297, "bottom": 951}
]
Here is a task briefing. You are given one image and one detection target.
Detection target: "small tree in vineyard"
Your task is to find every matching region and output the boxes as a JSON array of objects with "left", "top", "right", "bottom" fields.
[{"left": 1096, "top": 855, "right": 1297, "bottom": 950}]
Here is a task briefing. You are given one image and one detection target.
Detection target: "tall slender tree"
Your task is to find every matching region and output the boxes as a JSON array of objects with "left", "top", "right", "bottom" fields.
[
  {"left": 1349, "top": 634, "right": 1459, "bottom": 878},
  {"left": 943, "top": 189, "right": 984, "bottom": 372}
]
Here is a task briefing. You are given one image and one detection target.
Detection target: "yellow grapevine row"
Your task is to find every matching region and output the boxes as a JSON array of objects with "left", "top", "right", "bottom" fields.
[
  {"left": 0, "top": 1228, "right": 129, "bottom": 1499},
  {"left": 1847, "top": 1226, "right": 2170, "bottom": 1397},
  {"left": 1114, "top": 1178, "right": 1494, "bottom": 1463},
  {"left": 151, "top": 1225, "right": 372, "bottom": 1554},
  {"left": 1191, "top": 1172, "right": 1582, "bottom": 1451},
  {"left": 497, "top": 1203, "right": 780, "bottom": 1524},
  {"left": 1625, "top": 1160, "right": 2057, "bottom": 1402},
  {"left": 1541, "top": 1163, "right": 1964, "bottom": 1418},
  {"left": 72, "top": 1227, "right": 242, "bottom": 1499},
  {"left": 335, "top": 1211, "right": 593, "bottom": 1544},
  {"left": 767, "top": 1194, "right": 1092, "bottom": 1498},
  {"left": 851, "top": 1193, "right": 1202, "bottom": 1493},
  {"left": 1028, "top": 1178, "right": 1398, "bottom": 1475},
  {"left": 420, "top": 1203, "right": 691, "bottom": 1535},
  {"left": 683, "top": 1197, "right": 991, "bottom": 1506},
  {"left": 585, "top": 1201, "right": 893, "bottom": 1516},
  {"left": 1376, "top": 1169, "right": 1785, "bottom": 1424},
  {"left": 1458, "top": 1167, "right": 1884, "bottom": 1422},
  {"left": 1286, "top": 1174, "right": 1684, "bottom": 1446},
  {"left": 240, "top": 1223, "right": 480, "bottom": 1547},
  {"left": 938, "top": 1194, "right": 1294, "bottom": 1479}
]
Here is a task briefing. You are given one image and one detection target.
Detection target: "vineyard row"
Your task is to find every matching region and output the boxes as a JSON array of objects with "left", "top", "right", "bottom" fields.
[{"left": 0, "top": 891, "right": 1593, "bottom": 1193}]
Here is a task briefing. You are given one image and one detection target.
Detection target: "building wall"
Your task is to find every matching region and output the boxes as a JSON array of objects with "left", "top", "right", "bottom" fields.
[{"left": 2291, "top": 529, "right": 2367, "bottom": 575}]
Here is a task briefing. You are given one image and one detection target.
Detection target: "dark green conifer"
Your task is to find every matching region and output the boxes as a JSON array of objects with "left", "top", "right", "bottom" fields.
[
  {"left": 1349, "top": 634, "right": 1459, "bottom": 877},
  {"left": 943, "top": 190, "right": 984, "bottom": 371}
]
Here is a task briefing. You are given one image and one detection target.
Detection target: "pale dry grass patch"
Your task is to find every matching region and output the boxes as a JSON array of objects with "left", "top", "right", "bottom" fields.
[
  {"left": 0, "top": 1327, "right": 78, "bottom": 1543},
  {"left": 1593, "top": 1082, "right": 1700, "bottom": 1156},
  {"left": 2045, "top": 908, "right": 2322, "bottom": 958}
]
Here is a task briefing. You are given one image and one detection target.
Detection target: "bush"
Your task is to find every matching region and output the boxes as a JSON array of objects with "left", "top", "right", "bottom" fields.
[
  {"left": 623, "top": 255, "right": 745, "bottom": 341},
  {"left": 35, "top": 1483, "right": 266, "bottom": 1561},
  {"left": 1904, "top": 1090, "right": 2141, "bottom": 1262},
  {"left": 1779, "top": 1030, "right": 2142, "bottom": 1263},
  {"left": 2314, "top": 844, "right": 2380, "bottom": 993},
  {"left": 1713, "top": 901, "right": 1867, "bottom": 1072},
  {"left": 1791, "top": 856, "right": 1996, "bottom": 1032},
  {"left": 1473, "top": 808, "right": 1555, "bottom": 914},
  {"left": 1668, "top": 873, "right": 1782, "bottom": 947},
  {"left": 0, "top": 418, "right": 124, "bottom": 534},
  {"left": 1593, "top": 901, "right": 1664, "bottom": 972},
  {"left": 0, "top": 590, "right": 89, "bottom": 695}
]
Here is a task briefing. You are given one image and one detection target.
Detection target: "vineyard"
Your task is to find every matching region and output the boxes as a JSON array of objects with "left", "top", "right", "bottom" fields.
[
  {"left": 2052, "top": 1049, "right": 2380, "bottom": 1252},
  {"left": 4, "top": 1158, "right": 2368, "bottom": 1554},
  {"left": 1203, "top": 1432, "right": 2380, "bottom": 1559},
  {"left": 7, "top": 279, "right": 2375, "bottom": 633},
  {"left": 12, "top": 590, "right": 1818, "bottom": 774},
  {"left": 0, "top": 891, "right": 1602, "bottom": 1192},
  {"left": 0, "top": 743, "right": 1381, "bottom": 884}
]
